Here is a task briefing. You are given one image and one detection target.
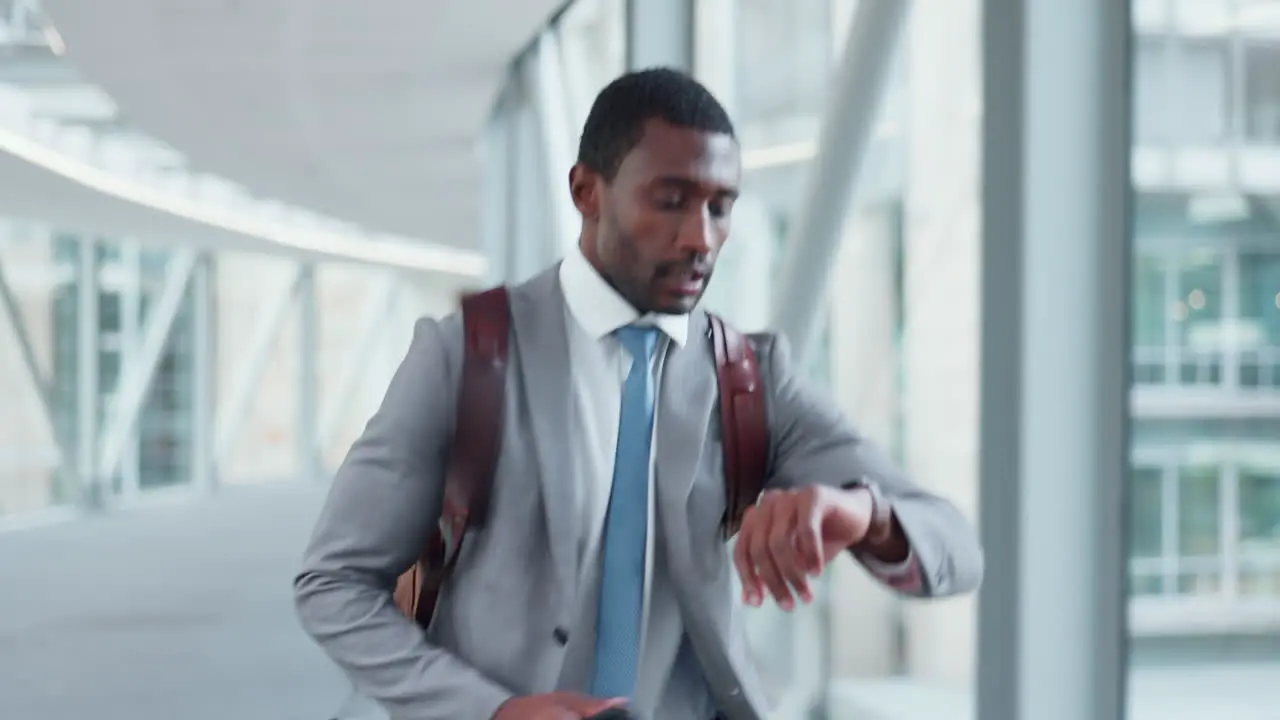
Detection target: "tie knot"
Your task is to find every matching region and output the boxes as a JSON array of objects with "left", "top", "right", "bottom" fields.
[{"left": 615, "top": 325, "right": 659, "bottom": 361}]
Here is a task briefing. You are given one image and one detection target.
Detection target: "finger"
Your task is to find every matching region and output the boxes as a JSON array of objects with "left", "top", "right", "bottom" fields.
[
  {"left": 561, "top": 694, "right": 626, "bottom": 717},
  {"left": 793, "top": 488, "right": 826, "bottom": 577},
  {"left": 733, "top": 504, "right": 765, "bottom": 606},
  {"left": 749, "top": 497, "right": 793, "bottom": 609},
  {"left": 767, "top": 496, "right": 812, "bottom": 605}
]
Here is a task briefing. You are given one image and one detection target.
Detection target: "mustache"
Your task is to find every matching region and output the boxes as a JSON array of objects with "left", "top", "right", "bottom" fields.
[{"left": 655, "top": 261, "right": 712, "bottom": 277}]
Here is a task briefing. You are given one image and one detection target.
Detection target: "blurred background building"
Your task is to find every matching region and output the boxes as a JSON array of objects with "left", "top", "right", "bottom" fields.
[{"left": 0, "top": 0, "right": 1276, "bottom": 718}]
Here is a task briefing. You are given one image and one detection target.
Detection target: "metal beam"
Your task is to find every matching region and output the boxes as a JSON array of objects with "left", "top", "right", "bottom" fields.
[
  {"left": 95, "top": 250, "right": 198, "bottom": 482},
  {"left": 296, "top": 263, "right": 321, "bottom": 483},
  {"left": 76, "top": 237, "right": 101, "bottom": 507},
  {"left": 189, "top": 253, "right": 215, "bottom": 492},
  {"left": 768, "top": 0, "right": 909, "bottom": 363},
  {"left": 212, "top": 265, "right": 304, "bottom": 471},
  {"left": 317, "top": 276, "right": 398, "bottom": 452},
  {"left": 975, "top": 1, "right": 1130, "bottom": 719}
]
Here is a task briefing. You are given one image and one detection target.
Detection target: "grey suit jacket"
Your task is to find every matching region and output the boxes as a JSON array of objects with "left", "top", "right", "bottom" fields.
[{"left": 294, "top": 266, "right": 983, "bottom": 720}]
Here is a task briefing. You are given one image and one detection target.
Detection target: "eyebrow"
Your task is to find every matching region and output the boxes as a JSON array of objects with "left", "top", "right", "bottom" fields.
[{"left": 653, "top": 175, "right": 740, "bottom": 198}]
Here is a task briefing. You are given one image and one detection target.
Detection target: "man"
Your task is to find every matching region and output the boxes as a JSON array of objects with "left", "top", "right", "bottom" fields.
[{"left": 294, "top": 68, "right": 983, "bottom": 720}]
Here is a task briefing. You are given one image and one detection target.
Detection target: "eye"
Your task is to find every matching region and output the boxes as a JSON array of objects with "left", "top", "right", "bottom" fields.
[
  {"left": 709, "top": 196, "right": 735, "bottom": 219},
  {"left": 656, "top": 191, "right": 686, "bottom": 211}
]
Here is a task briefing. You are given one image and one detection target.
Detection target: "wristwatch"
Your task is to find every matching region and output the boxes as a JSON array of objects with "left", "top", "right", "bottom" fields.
[{"left": 844, "top": 476, "right": 894, "bottom": 548}]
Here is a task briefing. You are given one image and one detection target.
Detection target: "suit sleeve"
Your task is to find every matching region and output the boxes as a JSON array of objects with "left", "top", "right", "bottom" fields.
[
  {"left": 293, "top": 315, "right": 514, "bottom": 720},
  {"left": 758, "top": 333, "right": 984, "bottom": 598}
]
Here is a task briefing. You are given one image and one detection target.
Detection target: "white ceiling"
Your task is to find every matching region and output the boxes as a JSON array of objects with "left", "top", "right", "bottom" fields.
[{"left": 39, "top": 0, "right": 566, "bottom": 248}]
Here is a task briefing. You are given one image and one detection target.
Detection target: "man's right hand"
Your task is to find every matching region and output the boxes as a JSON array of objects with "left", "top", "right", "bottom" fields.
[{"left": 492, "top": 692, "right": 627, "bottom": 720}]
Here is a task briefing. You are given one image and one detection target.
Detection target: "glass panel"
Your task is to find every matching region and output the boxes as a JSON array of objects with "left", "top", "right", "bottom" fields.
[
  {"left": 1177, "top": 464, "right": 1221, "bottom": 558},
  {"left": 1129, "top": 6, "right": 1280, "bottom": 717},
  {"left": 1239, "top": 468, "right": 1280, "bottom": 596},
  {"left": 735, "top": 1, "right": 979, "bottom": 716},
  {"left": 1171, "top": 39, "right": 1231, "bottom": 144},
  {"left": 1175, "top": 252, "right": 1224, "bottom": 385},
  {"left": 1133, "top": 255, "right": 1168, "bottom": 384},
  {"left": 734, "top": 0, "right": 833, "bottom": 124},
  {"left": 1243, "top": 42, "right": 1280, "bottom": 143},
  {"left": 1133, "top": 38, "right": 1168, "bottom": 144},
  {"left": 1239, "top": 252, "right": 1280, "bottom": 345},
  {"left": 1132, "top": 466, "right": 1165, "bottom": 560}
]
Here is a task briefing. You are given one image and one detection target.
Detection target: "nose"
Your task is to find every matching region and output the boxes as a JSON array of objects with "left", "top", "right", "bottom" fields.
[{"left": 675, "top": 205, "right": 718, "bottom": 257}]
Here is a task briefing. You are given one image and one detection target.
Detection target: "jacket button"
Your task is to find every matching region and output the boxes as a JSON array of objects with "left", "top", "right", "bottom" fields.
[{"left": 552, "top": 627, "right": 569, "bottom": 646}]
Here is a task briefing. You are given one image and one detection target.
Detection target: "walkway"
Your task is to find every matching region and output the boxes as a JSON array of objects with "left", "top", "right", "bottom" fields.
[
  {"left": 3, "top": 481, "right": 1277, "bottom": 720},
  {"left": 0, "top": 482, "right": 347, "bottom": 720}
]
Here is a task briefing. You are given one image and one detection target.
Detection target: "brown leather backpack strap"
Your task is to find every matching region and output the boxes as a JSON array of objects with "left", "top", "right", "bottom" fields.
[
  {"left": 708, "top": 313, "right": 770, "bottom": 538},
  {"left": 397, "top": 286, "right": 511, "bottom": 628}
]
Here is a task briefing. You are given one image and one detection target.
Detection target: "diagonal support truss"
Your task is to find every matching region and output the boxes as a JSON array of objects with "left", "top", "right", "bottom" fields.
[{"left": 96, "top": 251, "right": 198, "bottom": 481}]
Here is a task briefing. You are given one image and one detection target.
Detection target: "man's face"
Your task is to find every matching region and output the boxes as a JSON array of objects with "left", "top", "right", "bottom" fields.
[{"left": 573, "top": 118, "right": 741, "bottom": 315}]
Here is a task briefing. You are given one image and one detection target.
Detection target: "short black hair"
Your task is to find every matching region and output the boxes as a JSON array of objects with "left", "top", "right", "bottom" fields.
[{"left": 576, "top": 67, "right": 736, "bottom": 182}]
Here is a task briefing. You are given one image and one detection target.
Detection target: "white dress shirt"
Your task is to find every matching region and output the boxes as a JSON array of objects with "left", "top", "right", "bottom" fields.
[
  {"left": 558, "top": 248, "right": 685, "bottom": 640},
  {"left": 558, "top": 248, "right": 718, "bottom": 719},
  {"left": 555, "top": 248, "right": 917, "bottom": 718}
]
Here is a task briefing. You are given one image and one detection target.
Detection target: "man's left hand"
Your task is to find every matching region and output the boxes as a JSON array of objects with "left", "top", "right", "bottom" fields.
[{"left": 732, "top": 485, "right": 872, "bottom": 610}]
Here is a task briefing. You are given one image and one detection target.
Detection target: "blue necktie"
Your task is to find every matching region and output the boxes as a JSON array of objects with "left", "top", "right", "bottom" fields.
[{"left": 591, "top": 325, "right": 659, "bottom": 699}]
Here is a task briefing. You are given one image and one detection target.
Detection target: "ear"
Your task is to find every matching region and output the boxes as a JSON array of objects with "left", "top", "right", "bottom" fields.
[{"left": 569, "top": 164, "right": 600, "bottom": 220}]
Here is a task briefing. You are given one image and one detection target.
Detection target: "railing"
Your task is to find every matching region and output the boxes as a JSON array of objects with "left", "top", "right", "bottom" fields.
[{"left": 1133, "top": 345, "right": 1280, "bottom": 388}]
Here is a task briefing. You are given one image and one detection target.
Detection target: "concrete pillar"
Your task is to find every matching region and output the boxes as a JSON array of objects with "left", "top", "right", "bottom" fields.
[{"left": 976, "top": 0, "right": 1131, "bottom": 718}]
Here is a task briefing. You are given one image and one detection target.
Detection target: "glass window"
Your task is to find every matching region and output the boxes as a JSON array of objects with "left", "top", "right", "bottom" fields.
[
  {"left": 1239, "top": 252, "right": 1280, "bottom": 346},
  {"left": 1133, "top": 39, "right": 1166, "bottom": 144},
  {"left": 1238, "top": 467, "right": 1280, "bottom": 596},
  {"left": 1131, "top": 466, "right": 1165, "bottom": 560},
  {"left": 1171, "top": 39, "right": 1231, "bottom": 143},
  {"left": 1176, "top": 464, "right": 1222, "bottom": 595},
  {"left": 1134, "top": 255, "right": 1168, "bottom": 348},
  {"left": 1239, "top": 252, "right": 1280, "bottom": 387},
  {"left": 1243, "top": 42, "right": 1280, "bottom": 143},
  {"left": 734, "top": 0, "right": 833, "bottom": 124},
  {"left": 1168, "top": 38, "right": 1231, "bottom": 143},
  {"left": 1175, "top": 253, "right": 1224, "bottom": 384}
]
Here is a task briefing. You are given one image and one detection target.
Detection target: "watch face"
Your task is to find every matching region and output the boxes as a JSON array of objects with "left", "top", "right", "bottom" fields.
[{"left": 846, "top": 476, "right": 875, "bottom": 491}]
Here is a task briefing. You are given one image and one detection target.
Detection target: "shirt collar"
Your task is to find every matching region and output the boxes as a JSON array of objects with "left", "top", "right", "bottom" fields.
[{"left": 559, "top": 247, "right": 689, "bottom": 347}]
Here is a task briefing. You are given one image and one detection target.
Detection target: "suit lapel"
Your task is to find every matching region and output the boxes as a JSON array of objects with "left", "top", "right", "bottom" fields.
[
  {"left": 655, "top": 311, "right": 716, "bottom": 517},
  {"left": 509, "top": 268, "right": 580, "bottom": 596}
]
